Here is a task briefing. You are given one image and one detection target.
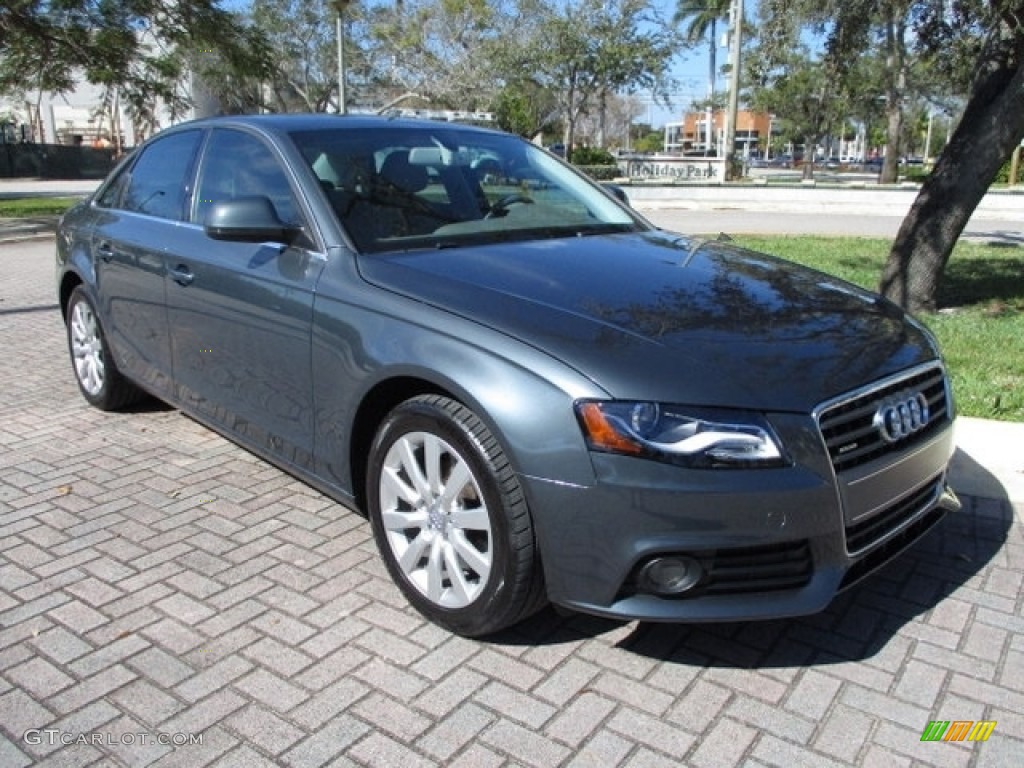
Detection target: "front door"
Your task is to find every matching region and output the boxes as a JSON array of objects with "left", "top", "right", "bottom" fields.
[{"left": 165, "top": 128, "right": 323, "bottom": 470}]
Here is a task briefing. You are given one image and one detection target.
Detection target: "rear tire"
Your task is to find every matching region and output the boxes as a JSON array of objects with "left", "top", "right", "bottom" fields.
[
  {"left": 66, "top": 286, "right": 144, "bottom": 411},
  {"left": 366, "top": 395, "right": 546, "bottom": 636}
]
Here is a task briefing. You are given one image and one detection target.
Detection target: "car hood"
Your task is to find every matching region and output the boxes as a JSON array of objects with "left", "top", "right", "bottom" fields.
[{"left": 357, "top": 231, "right": 937, "bottom": 412}]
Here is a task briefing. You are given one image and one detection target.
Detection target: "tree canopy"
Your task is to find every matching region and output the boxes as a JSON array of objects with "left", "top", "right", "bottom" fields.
[
  {"left": 0, "top": 1, "right": 272, "bottom": 131},
  {"left": 507, "top": 0, "right": 678, "bottom": 150},
  {"left": 752, "top": 0, "right": 1024, "bottom": 312},
  {"left": 881, "top": 0, "right": 1024, "bottom": 311},
  {"left": 5, "top": 0, "right": 1021, "bottom": 314}
]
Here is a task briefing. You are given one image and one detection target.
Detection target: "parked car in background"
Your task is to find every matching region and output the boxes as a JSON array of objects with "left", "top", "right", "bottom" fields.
[{"left": 57, "top": 115, "right": 959, "bottom": 636}]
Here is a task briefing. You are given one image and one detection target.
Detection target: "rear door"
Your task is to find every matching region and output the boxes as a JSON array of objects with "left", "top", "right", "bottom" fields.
[
  {"left": 91, "top": 129, "right": 203, "bottom": 397},
  {"left": 165, "top": 127, "right": 324, "bottom": 470}
]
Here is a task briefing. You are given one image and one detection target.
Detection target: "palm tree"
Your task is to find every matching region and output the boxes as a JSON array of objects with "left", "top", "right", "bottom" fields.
[{"left": 674, "top": 0, "right": 732, "bottom": 105}]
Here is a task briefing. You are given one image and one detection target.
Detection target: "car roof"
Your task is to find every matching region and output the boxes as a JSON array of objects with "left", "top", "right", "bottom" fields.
[{"left": 167, "top": 113, "right": 507, "bottom": 139}]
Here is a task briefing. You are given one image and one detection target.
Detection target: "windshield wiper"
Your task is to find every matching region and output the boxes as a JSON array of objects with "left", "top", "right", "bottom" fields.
[{"left": 573, "top": 222, "right": 637, "bottom": 237}]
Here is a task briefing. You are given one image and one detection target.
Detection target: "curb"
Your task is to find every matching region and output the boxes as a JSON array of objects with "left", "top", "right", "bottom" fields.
[{"left": 0, "top": 213, "right": 61, "bottom": 243}]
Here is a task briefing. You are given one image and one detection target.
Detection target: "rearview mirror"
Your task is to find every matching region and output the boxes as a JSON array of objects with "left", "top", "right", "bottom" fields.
[
  {"left": 602, "top": 184, "right": 630, "bottom": 206},
  {"left": 408, "top": 146, "right": 447, "bottom": 167}
]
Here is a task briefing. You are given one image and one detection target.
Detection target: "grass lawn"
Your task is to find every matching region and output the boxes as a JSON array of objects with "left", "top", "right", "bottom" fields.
[
  {"left": 0, "top": 196, "right": 81, "bottom": 217},
  {"left": 736, "top": 236, "right": 1024, "bottom": 423}
]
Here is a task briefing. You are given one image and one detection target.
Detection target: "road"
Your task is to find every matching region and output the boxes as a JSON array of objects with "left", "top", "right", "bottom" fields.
[
  {"left": 637, "top": 208, "right": 1024, "bottom": 243},
  {"left": 4, "top": 177, "right": 1023, "bottom": 244}
]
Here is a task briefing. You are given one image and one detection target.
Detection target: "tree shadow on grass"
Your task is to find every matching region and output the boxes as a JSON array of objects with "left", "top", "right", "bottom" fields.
[
  {"left": 821, "top": 245, "right": 1023, "bottom": 311},
  {"left": 939, "top": 254, "right": 1024, "bottom": 309}
]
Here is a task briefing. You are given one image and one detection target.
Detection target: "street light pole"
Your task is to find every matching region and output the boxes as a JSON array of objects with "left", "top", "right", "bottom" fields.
[{"left": 333, "top": 0, "right": 352, "bottom": 115}]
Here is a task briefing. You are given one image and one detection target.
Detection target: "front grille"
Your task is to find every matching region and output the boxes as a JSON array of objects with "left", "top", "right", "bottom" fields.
[
  {"left": 845, "top": 474, "right": 942, "bottom": 554},
  {"left": 620, "top": 540, "right": 813, "bottom": 599},
  {"left": 818, "top": 364, "right": 950, "bottom": 474}
]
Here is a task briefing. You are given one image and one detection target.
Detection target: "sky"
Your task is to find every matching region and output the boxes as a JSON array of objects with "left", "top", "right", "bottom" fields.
[
  {"left": 643, "top": 55, "right": 715, "bottom": 128},
  {"left": 223, "top": 0, "right": 749, "bottom": 129},
  {"left": 644, "top": 0, "right": 757, "bottom": 128}
]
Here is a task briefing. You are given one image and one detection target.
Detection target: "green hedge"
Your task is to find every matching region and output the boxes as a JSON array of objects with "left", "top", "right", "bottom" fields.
[
  {"left": 570, "top": 146, "right": 616, "bottom": 165},
  {"left": 995, "top": 156, "right": 1012, "bottom": 184},
  {"left": 904, "top": 156, "right": 1014, "bottom": 184},
  {"left": 574, "top": 164, "right": 622, "bottom": 181},
  {"left": 901, "top": 168, "right": 930, "bottom": 183}
]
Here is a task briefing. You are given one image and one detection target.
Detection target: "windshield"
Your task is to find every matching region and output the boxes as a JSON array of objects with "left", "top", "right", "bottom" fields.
[{"left": 290, "top": 125, "right": 646, "bottom": 253}]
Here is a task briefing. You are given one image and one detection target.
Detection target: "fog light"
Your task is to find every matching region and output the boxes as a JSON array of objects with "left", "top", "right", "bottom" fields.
[{"left": 638, "top": 556, "right": 703, "bottom": 596}]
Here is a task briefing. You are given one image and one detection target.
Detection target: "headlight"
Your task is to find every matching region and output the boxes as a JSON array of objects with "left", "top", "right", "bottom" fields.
[{"left": 575, "top": 401, "right": 787, "bottom": 469}]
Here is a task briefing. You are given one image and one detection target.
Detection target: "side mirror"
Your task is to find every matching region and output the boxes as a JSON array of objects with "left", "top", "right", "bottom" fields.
[
  {"left": 602, "top": 183, "right": 629, "bottom": 206},
  {"left": 204, "top": 196, "right": 296, "bottom": 243}
]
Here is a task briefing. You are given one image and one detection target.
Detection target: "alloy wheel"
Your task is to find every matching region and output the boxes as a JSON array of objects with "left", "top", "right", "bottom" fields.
[{"left": 378, "top": 430, "right": 493, "bottom": 609}]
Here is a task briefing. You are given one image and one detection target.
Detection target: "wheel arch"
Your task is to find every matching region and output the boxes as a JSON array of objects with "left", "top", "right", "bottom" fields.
[
  {"left": 58, "top": 271, "right": 84, "bottom": 323},
  {"left": 343, "top": 348, "right": 601, "bottom": 515},
  {"left": 348, "top": 375, "right": 451, "bottom": 514}
]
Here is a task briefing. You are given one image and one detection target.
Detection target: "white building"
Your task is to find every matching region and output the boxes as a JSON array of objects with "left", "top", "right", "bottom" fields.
[{"left": 1, "top": 68, "right": 219, "bottom": 150}]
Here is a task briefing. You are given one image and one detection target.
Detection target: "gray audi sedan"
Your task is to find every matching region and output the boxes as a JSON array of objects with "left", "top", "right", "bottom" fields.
[{"left": 57, "top": 114, "right": 959, "bottom": 636}]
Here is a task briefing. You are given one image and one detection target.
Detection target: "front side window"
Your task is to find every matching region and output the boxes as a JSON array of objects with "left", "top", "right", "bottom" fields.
[
  {"left": 95, "top": 156, "right": 133, "bottom": 209},
  {"left": 193, "top": 129, "right": 300, "bottom": 226},
  {"left": 121, "top": 130, "right": 201, "bottom": 220}
]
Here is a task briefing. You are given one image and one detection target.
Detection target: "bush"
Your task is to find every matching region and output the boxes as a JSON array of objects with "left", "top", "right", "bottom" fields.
[
  {"left": 570, "top": 146, "right": 616, "bottom": 165},
  {"left": 994, "top": 156, "right": 1012, "bottom": 184},
  {"left": 902, "top": 168, "right": 931, "bottom": 183}
]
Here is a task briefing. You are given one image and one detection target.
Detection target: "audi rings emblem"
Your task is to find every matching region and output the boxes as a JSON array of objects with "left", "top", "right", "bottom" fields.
[{"left": 873, "top": 392, "right": 931, "bottom": 444}]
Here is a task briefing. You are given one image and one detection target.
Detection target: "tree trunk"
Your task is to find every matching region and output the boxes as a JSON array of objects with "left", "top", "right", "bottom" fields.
[
  {"left": 881, "top": 101, "right": 903, "bottom": 182},
  {"left": 879, "top": 35, "right": 1024, "bottom": 313},
  {"left": 563, "top": 77, "right": 577, "bottom": 161},
  {"left": 708, "top": 20, "right": 717, "bottom": 103},
  {"left": 880, "top": 9, "right": 907, "bottom": 184},
  {"left": 802, "top": 133, "right": 814, "bottom": 180}
]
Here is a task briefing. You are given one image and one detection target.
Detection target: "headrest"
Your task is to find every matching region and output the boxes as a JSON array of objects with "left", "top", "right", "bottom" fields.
[{"left": 379, "top": 151, "right": 429, "bottom": 194}]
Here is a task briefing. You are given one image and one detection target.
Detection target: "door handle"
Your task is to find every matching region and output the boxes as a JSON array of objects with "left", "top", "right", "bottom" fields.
[
  {"left": 170, "top": 264, "right": 195, "bottom": 286},
  {"left": 96, "top": 241, "right": 114, "bottom": 262}
]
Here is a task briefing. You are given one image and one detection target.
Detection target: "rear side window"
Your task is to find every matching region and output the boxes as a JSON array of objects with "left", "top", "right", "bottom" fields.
[{"left": 120, "top": 130, "right": 202, "bottom": 220}]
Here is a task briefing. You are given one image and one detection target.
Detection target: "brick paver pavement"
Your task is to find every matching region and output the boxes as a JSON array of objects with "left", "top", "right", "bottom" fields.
[{"left": 1, "top": 238, "right": 1022, "bottom": 767}]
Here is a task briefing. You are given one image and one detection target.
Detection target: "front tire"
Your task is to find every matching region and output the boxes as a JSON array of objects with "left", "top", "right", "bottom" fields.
[
  {"left": 366, "top": 395, "right": 545, "bottom": 636},
  {"left": 66, "top": 286, "right": 143, "bottom": 410}
]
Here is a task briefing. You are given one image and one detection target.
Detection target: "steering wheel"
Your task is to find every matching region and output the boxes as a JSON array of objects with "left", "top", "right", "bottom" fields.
[{"left": 485, "top": 193, "right": 534, "bottom": 219}]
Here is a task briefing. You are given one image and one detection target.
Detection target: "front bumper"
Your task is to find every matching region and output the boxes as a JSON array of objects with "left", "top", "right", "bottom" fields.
[{"left": 523, "top": 414, "right": 958, "bottom": 623}]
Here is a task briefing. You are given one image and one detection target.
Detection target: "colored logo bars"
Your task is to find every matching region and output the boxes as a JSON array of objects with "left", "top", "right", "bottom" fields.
[{"left": 920, "top": 720, "right": 997, "bottom": 742}]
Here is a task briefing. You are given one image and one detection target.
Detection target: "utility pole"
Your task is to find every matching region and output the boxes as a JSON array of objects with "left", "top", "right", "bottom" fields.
[
  {"left": 333, "top": 0, "right": 352, "bottom": 115},
  {"left": 724, "top": 0, "right": 744, "bottom": 179}
]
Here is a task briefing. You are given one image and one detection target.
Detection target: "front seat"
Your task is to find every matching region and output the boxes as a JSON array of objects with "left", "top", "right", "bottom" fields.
[
  {"left": 371, "top": 151, "right": 438, "bottom": 238},
  {"left": 378, "top": 150, "right": 430, "bottom": 197}
]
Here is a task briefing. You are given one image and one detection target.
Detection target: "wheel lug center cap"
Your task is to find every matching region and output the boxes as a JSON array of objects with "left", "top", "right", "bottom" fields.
[{"left": 428, "top": 500, "right": 445, "bottom": 531}]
